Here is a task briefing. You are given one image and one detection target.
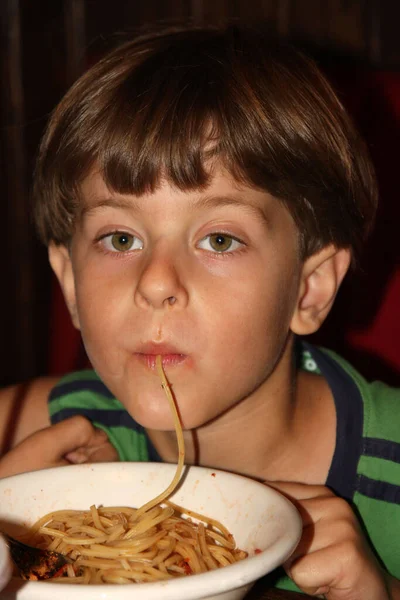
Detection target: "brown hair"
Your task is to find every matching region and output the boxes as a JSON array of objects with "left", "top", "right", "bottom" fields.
[{"left": 33, "top": 25, "right": 378, "bottom": 262}]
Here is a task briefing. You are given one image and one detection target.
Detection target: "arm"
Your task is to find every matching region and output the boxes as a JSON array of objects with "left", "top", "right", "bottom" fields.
[
  {"left": 0, "top": 377, "right": 57, "bottom": 454},
  {"left": 0, "top": 415, "right": 118, "bottom": 479},
  {"left": 389, "top": 577, "right": 400, "bottom": 599},
  {"left": 270, "top": 481, "right": 397, "bottom": 600}
]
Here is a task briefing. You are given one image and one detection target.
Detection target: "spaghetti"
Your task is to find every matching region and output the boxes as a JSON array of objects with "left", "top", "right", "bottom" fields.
[{"left": 23, "top": 356, "right": 247, "bottom": 583}]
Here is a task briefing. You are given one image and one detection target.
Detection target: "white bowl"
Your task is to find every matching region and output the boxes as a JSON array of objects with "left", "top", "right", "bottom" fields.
[{"left": 0, "top": 463, "right": 301, "bottom": 600}]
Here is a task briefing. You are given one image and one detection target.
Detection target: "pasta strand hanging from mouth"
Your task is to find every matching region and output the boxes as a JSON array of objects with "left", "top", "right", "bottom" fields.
[{"left": 134, "top": 355, "right": 186, "bottom": 517}]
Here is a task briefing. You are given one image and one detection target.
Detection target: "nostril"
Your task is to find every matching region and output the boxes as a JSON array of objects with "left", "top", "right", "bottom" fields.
[{"left": 167, "top": 296, "right": 177, "bottom": 305}]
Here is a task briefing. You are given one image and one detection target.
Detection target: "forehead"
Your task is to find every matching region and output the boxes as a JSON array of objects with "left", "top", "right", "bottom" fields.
[{"left": 78, "top": 166, "right": 288, "bottom": 222}]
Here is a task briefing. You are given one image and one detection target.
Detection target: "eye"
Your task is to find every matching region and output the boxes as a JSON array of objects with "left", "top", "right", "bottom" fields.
[
  {"left": 198, "top": 233, "right": 243, "bottom": 253},
  {"left": 101, "top": 232, "right": 143, "bottom": 253}
]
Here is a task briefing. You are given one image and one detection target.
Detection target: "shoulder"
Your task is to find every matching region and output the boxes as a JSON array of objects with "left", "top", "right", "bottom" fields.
[
  {"left": 48, "top": 369, "right": 126, "bottom": 424},
  {"left": 49, "top": 369, "right": 113, "bottom": 401},
  {"left": 0, "top": 376, "right": 59, "bottom": 453},
  {"left": 318, "top": 348, "right": 400, "bottom": 419},
  {"left": 306, "top": 342, "right": 400, "bottom": 439}
]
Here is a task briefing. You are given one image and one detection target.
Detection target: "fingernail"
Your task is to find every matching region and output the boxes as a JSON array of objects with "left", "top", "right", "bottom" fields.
[{"left": 65, "top": 451, "right": 87, "bottom": 464}]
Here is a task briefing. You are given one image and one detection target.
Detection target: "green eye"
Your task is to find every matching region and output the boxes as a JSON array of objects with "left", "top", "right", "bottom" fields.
[
  {"left": 198, "top": 233, "right": 245, "bottom": 254},
  {"left": 198, "top": 233, "right": 243, "bottom": 253},
  {"left": 208, "top": 234, "right": 233, "bottom": 252},
  {"left": 111, "top": 233, "right": 134, "bottom": 251},
  {"left": 100, "top": 232, "right": 143, "bottom": 253}
]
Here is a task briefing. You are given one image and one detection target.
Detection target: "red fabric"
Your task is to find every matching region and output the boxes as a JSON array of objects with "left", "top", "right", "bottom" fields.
[
  {"left": 48, "top": 278, "right": 87, "bottom": 375},
  {"left": 313, "top": 70, "right": 400, "bottom": 383},
  {"left": 347, "top": 270, "right": 400, "bottom": 373},
  {"left": 47, "top": 70, "right": 400, "bottom": 382}
]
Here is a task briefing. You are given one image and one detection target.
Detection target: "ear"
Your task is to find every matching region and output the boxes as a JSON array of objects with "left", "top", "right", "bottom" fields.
[
  {"left": 48, "top": 243, "right": 81, "bottom": 330},
  {"left": 290, "top": 245, "right": 351, "bottom": 335}
]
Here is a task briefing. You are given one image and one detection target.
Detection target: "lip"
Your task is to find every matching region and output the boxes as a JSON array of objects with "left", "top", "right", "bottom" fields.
[{"left": 134, "top": 342, "right": 186, "bottom": 370}]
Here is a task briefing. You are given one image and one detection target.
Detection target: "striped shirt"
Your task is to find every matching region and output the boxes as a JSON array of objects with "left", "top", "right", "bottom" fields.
[{"left": 49, "top": 341, "right": 400, "bottom": 589}]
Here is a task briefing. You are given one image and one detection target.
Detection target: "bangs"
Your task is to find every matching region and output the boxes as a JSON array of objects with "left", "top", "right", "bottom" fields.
[
  {"left": 49, "top": 28, "right": 320, "bottom": 202},
  {"left": 96, "top": 52, "right": 228, "bottom": 194},
  {"left": 69, "top": 30, "right": 286, "bottom": 198},
  {"left": 34, "top": 26, "right": 377, "bottom": 261}
]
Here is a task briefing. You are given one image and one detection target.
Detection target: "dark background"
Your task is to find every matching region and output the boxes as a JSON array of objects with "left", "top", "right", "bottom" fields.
[{"left": 1, "top": 0, "right": 399, "bottom": 388}]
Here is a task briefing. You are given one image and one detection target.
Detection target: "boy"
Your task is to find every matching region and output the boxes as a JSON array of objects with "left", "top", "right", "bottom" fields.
[{"left": 1, "top": 25, "right": 400, "bottom": 598}]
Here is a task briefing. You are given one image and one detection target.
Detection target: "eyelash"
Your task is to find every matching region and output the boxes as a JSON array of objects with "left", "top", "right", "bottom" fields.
[
  {"left": 94, "top": 231, "right": 246, "bottom": 257},
  {"left": 197, "top": 233, "right": 246, "bottom": 255},
  {"left": 95, "top": 231, "right": 143, "bottom": 255}
]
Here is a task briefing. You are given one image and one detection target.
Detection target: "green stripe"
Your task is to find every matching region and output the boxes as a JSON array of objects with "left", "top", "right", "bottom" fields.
[
  {"left": 92, "top": 423, "right": 149, "bottom": 462},
  {"left": 363, "top": 381, "right": 400, "bottom": 441},
  {"left": 274, "top": 572, "right": 302, "bottom": 593},
  {"left": 49, "top": 371, "right": 150, "bottom": 462},
  {"left": 55, "top": 370, "right": 101, "bottom": 384},
  {"left": 358, "top": 455, "right": 400, "bottom": 486},
  {"left": 354, "top": 492, "right": 400, "bottom": 577},
  {"left": 49, "top": 391, "right": 124, "bottom": 417}
]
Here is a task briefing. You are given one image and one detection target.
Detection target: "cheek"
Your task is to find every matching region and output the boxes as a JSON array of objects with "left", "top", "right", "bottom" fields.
[
  {"left": 178, "top": 277, "right": 297, "bottom": 414},
  {"left": 202, "top": 269, "right": 299, "bottom": 382},
  {"left": 211, "top": 268, "right": 297, "bottom": 346},
  {"left": 74, "top": 283, "right": 125, "bottom": 374}
]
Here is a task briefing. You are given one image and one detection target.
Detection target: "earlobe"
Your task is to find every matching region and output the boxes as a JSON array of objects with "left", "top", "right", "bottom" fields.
[
  {"left": 48, "top": 243, "right": 81, "bottom": 330},
  {"left": 290, "top": 245, "right": 351, "bottom": 335}
]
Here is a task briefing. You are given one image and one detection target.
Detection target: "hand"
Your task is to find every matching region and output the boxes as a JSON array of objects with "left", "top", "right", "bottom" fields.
[
  {"left": 0, "top": 416, "right": 118, "bottom": 479},
  {"left": 269, "top": 481, "right": 392, "bottom": 600}
]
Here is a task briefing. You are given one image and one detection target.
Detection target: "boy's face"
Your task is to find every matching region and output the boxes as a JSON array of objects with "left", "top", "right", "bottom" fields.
[{"left": 55, "top": 166, "right": 304, "bottom": 431}]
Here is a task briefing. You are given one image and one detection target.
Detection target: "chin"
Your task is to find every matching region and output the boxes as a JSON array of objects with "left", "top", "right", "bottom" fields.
[
  {"left": 125, "top": 402, "right": 176, "bottom": 431},
  {"left": 127, "top": 402, "right": 202, "bottom": 432}
]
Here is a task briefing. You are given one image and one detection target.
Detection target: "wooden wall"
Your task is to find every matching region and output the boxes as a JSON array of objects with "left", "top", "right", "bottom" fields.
[{"left": 0, "top": 0, "right": 399, "bottom": 386}]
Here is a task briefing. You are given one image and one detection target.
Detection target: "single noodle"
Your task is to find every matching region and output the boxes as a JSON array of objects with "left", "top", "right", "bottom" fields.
[{"left": 22, "top": 356, "right": 247, "bottom": 583}]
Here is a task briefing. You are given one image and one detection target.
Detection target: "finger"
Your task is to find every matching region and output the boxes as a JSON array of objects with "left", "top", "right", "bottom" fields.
[
  {"left": 294, "top": 494, "right": 355, "bottom": 528},
  {"left": 285, "top": 496, "right": 362, "bottom": 563},
  {"left": 286, "top": 516, "right": 357, "bottom": 565},
  {"left": 64, "top": 426, "right": 109, "bottom": 454},
  {"left": 66, "top": 441, "right": 118, "bottom": 464},
  {"left": 14, "top": 416, "right": 96, "bottom": 459},
  {"left": 41, "top": 416, "right": 98, "bottom": 454},
  {"left": 82, "top": 442, "right": 119, "bottom": 463},
  {"left": 0, "top": 417, "right": 97, "bottom": 477},
  {"left": 64, "top": 427, "right": 112, "bottom": 463},
  {"left": 268, "top": 480, "right": 334, "bottom": 501},
  {"left": 84, "top": 439, "right": 118, "bottom": 462},
  {"left": 286, "top": 543, "right": 387, "bottom": 600}
]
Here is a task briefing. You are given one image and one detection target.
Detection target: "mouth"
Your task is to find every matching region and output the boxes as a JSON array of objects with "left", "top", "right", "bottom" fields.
[
  {"left": 134, "top": 344, "right": 186, "bottom": 370},
  {"left": 136, "top": 353, "right": 186, "bottom": 370}
]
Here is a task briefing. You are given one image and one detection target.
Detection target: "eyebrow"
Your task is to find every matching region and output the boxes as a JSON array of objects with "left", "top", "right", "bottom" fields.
[
  {"left": 80, "top": 192, "right": 271, "bottom": 226},
  {"left": 196, "top": 194, "right": 270, "bottom": 226},
  {"left": 80, "top": 196, "right": 142, "bottom": 218}
]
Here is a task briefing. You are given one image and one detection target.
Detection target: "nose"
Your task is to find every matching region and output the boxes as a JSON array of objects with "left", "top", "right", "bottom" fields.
[{"left": 134, "top": 246, "right": 189, "bottom": 310}]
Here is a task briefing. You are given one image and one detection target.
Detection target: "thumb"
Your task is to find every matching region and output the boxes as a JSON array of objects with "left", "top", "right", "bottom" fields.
[
  {"left": 32, "top": 416, "right": 101, "bottom": 457},
  {"left": 0, "top": 416, "right": 101, "bottom": 478}
]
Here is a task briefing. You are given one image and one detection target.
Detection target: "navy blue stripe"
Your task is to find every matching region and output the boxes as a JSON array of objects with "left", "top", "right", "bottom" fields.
[
  {"left": 49, "top": 379, "right": 114, "bottom": 402},
  {"left": 147, "top": 440, "right": 162, "bottom": 462},
  {"left": 358, "top": 475, "right": 400, "bottom": 504},
  {"left": 364, "top": 438, "right": 400, "bottom": 463},
  {"left": 51, "top": 407, "right": 142, "bottom": 431},
  {"left": 50, "top": 387, "right": 162, "bottom": 461},
  {"left": 303, "top": 341, "right": 364, "bottom": 502}
]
